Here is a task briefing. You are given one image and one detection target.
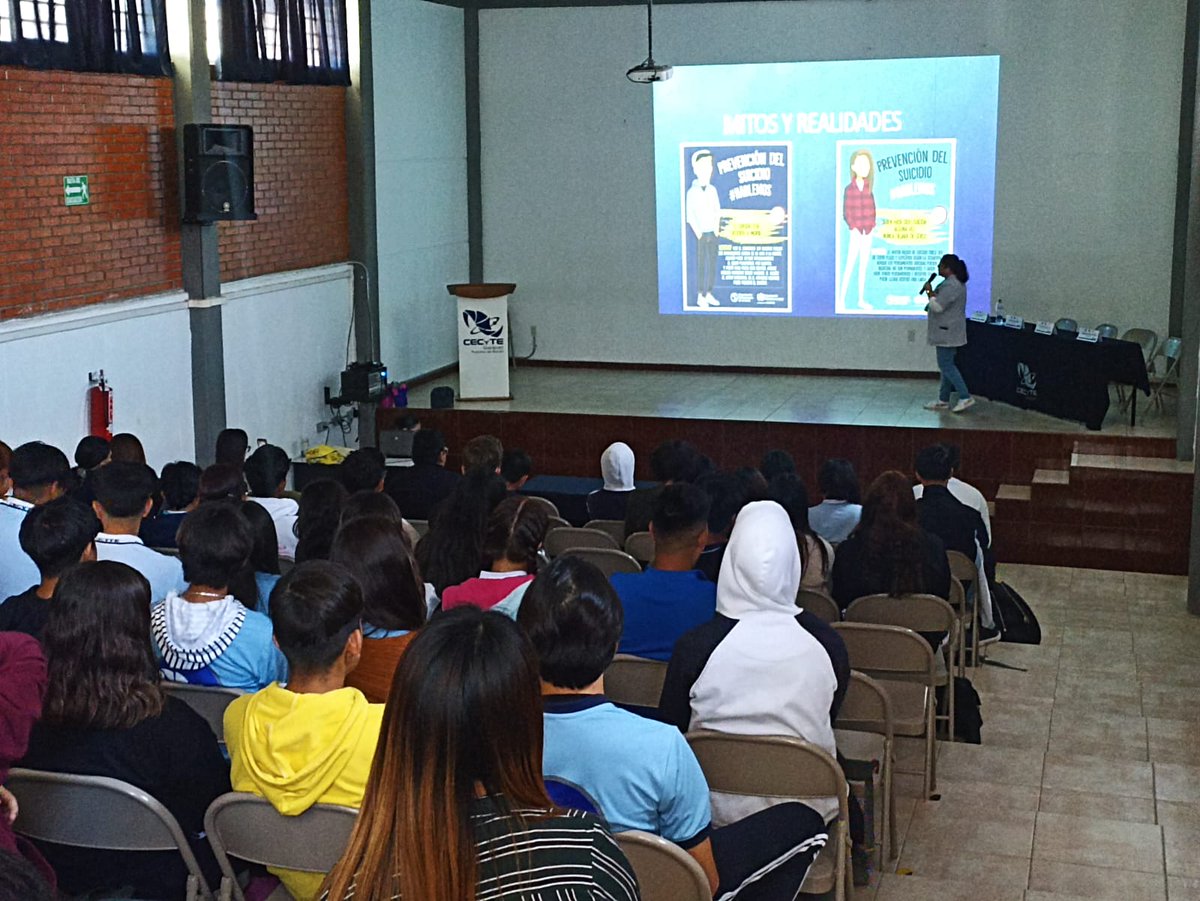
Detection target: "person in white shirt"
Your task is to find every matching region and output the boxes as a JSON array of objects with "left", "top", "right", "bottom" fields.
[
  {"left": 91, "top": 462, "right": 187, "bottom": 604},
  {"left": 685, "top": 149, "right": 723, "bottom": 309},
  {"left": 0, "top": 442, "right": 71, "bottom": 600},
  {"left": 912, "top": 443, "right": 991, "bottom": 542},
  {"left": 245, "top": 444, "right": 299, "bottom": 560}
]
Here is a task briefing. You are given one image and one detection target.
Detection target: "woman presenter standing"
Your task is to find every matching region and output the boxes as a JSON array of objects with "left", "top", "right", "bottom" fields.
[{"left": 922, "top": 253, "right": 975, "bottom": 413}]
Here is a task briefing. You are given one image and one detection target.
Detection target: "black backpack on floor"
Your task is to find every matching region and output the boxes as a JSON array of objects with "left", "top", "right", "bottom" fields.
[{"left": 991, "top": 581, "right": 1041, "bottom": 645}]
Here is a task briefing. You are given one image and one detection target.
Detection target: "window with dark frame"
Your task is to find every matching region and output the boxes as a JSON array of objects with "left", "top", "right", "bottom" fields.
[{"left": 0, "top": 0, "right": 170, "bottom": 76}]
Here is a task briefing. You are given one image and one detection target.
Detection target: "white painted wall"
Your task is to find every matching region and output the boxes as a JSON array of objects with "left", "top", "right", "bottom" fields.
[
  {"left": 372, "top": 0, "right": 471, "bottom": 381},
  {"left": 0, "top": 293, "right": 196, "bottom": 469},
  {"left": 478, "top": 0, "right": 1186, "bottom": 370},
  {"left": 220, "top": 265, "right": 358, "bottom": 457}
]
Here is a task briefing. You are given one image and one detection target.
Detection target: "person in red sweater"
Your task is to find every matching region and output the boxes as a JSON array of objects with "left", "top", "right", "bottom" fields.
[{"left": 441, "top": 497, "right": 548, "bottom": 613}]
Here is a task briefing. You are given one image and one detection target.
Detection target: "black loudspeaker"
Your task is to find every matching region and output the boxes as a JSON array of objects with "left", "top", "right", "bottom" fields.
[
  {"left": 182, "top": 124, "right": 257, "bottom": 223},
  {"left": 431, "top": 386, "right": 455, "bottom": 409}
]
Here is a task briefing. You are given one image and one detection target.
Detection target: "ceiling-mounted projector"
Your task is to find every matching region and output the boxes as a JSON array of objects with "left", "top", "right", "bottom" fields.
[{"left": 627, "top": 58, "right": 673, "bottom": 83}]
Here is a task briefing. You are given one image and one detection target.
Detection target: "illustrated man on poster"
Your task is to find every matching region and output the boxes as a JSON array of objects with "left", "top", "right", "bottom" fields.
[{"left": 685, "top": 149, "right": 722, "bottom": 308}]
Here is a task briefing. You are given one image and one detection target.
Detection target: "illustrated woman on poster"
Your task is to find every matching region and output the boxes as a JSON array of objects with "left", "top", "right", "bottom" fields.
[{"left": 839, "top": 149, "right": 877, "bottom": 311}]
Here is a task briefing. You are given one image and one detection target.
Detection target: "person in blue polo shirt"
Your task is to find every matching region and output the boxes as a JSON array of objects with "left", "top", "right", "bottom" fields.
[
  {"left": 610, "top": 483, "right": 716, "bottom": 661},
  {"left": 518, "top": 556, "right": 828, "bottom": 901}
]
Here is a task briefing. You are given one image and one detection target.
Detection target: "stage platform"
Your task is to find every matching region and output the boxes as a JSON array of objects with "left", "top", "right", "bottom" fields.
[{"left": 382, "top": 365, "right": 1192, "bottom": 574}]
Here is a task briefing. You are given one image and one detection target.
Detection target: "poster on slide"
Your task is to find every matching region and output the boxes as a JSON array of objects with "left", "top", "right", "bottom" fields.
[{"left": 680, "top": 142, "right": 792, "bottom": 313}]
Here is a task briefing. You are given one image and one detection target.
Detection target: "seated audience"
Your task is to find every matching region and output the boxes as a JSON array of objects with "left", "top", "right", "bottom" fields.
[
  {"left": 20, "top": 561, "right": 229, "bottom": 900},
  {"left": 914, "top": 445, "right": 990, "bottom": 562},
  {"left": 0, "top": 848, "right": 55, "bottom": 901},
  {"left": 0, "top": 440, "right": 11, "bottom": 497},
  {"left": 0, "top": 497, "right": 99, "bottom": 638},
  {"left": 108, "top": 432, "right": 146, "bottom": 465},
  {"left": 235, "top": 499, "right": 282, "bottom": 613},
  {"left": 586, "top": 441, "right": 636, "bottom": 521},
  {"left": 90, "top": 461, "right": 187, "bottom": 603},
  {"left": 140, "top": 460, "right": 201, "bottom": 549},
  {"left": 197, "top": 462, "right": 247, "bottom": 502},
  {"left": 660, "top": 501, "right": 848, "bottom": 829},
  {"left": 521, "top": 557, "right": 829, "bottom": 901},
  {"left": 733, "top": 466, "right": 770, "bottom": 503},
  {"left": 461, "top": 433, "right": 503, "bottom": 474},
  {"left": 759, "top": 448, "right": 796, "bottom": 483},
  {"left": 71, "top": 435, "right": 110, "bottom": 505},
  {"left": 624, "top": 439, "right": 701, "bottom": 536},
  {"left": 442, "top": 495, "right": 548, "bottom": 612},
  {"left": 153, "top": 502, "right": 286, "bottom": 690},
  {"left": 831, "top": 471, "right": 952, "bottom": 645},
  {"left": 330, "top": 518, "right": 427, "bottom": 702},
  {"left": 808, "top": 458, "right": 863, "bottom": 544},
  {"left": 339, "top": 447, "right": 387, "bottom": 494},
  {"left": 0, "top": 442, "right": 70, "bottom": 600},
  {"left": 415, "top": 467, "right": 506, "bottom": 596},
  {"left": 610, "top": 483, "right": 716, "bottom": 661},
  {"left": 245, "top": 444, "right": 300, "bottom": 560},
  {"left": 341, "top": 489, "right": 421, "bottom": 548},
  {"left": 321, "top": 606, "right": 638, "bottom": 901},
  {"left": 694, "top": 470, "right": 747, "bottom": 583},
  {"left": 501, "top": 447, "right": 533, "bottom": 492},
  {"left": 768, "top": 474, "right": 834, "bottom": 593},
  {"left": 384, "top": 428, "right": 459, "bottom": 520},
  {"left": 293, "top": 478, "right": 348, "bottom": 563},
  {"left": 224, "top": 561, "right": 384, "bottom": 900},
  {"left": 214, "top": 427, "right": 249, "bottom": 469},
  {"left": 913, "top": 443, "right": 991, "bottom": 541},
  {"left": 0, "top": 633, "right": 51, "bottom": 885}
]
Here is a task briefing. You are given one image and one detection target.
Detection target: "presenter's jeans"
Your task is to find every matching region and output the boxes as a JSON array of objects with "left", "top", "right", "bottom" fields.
[
  {"left": 936, "top": 345, "right": 971, "bottom": 402},
  {"left": 696, "top": 233, "right": 718, "bottom": 295}
]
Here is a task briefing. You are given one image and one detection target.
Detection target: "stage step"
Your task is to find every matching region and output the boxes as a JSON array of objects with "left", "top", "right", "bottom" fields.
[
  {"left": 1032, "top": 468, "right": 1070, "bottom": 485},
  {"left": 1070, "top": 451, "right": 1194, "bottom": 475}
]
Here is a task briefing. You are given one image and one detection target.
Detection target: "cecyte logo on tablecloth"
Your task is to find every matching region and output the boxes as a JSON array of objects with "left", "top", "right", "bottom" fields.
[
  {"left": 463, "top": 309, "right": 505, "bottom": 339},
  {"left": 1016, "top": 362, "right": 1037, "bottom": 398}
]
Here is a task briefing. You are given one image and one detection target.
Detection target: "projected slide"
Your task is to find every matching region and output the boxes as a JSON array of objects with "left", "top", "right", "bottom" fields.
[{"left": 654, "top": 56, "right": 999, "bottom": 317}]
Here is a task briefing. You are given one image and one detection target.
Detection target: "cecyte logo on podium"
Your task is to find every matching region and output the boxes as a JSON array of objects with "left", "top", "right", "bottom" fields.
[{"left": 448, "top": 284, "right": 515, "bottom": 400}]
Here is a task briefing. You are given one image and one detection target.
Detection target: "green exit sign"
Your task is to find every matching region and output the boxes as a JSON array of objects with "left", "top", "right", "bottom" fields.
[{"left": 63, "top": 175, "right": 89, "bottom": 206}]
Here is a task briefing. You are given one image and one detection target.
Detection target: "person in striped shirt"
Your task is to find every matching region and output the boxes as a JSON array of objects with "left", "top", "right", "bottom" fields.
[{"left": 321, "top": 606, "right": 639, "bottom": 901}]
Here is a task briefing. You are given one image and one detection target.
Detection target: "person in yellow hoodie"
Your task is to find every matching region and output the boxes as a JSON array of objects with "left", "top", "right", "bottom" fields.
[{"left": 223, "top": 560, "right": 384, "bottom": 900}]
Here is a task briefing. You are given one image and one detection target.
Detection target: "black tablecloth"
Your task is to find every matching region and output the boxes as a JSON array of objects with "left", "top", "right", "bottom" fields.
[
  {"left": 956, "top": 321, "right": 1150, "bottom": 430},
  {"left": 520, "top": 475, "right": 656, "bottom": 526}
]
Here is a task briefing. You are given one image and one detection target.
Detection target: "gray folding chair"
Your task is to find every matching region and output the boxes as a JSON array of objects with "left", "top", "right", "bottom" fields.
[
  {"left": 1150, "top": 336, "right": 1183, "bottom": 410},
  {"left": 685, "top": 731, "right": 850, "bottom": 901},
  {"left": 834, "top": 671, "right": 896, "bottom": 862},
  {"left": 624, "top": 530, "right": 655, "bottom": 565},
  {"left": 797, "top": 588, "right": 840, "bottom": 624},
  {"left": 1054, "top": 317, "right": 1078, "bottom": 333},
  {"left": 163, "top": 683, "right": 244, "bottom": 751},
  {"left": 1094, "top": 323, "right": 1120, "bottom": 340},
  {"left": 563, "top": 547, "right": 643, "bottom": 577},
  {"left": 584, "top": 519, "right": 627, "bottom": 546},
  {"left": 605, "top": 653, "right": 668, "bottom": 709},
  {"left": 546, "top": 515, "right": 572, "bottom": 533},
  {"left": 409, "top": 518, "right": 430, "bottom": 538},
  {"left": 946, "top": 550, "right": 981, "bottom": 667},
  {"left": 522, "top": 494, "right": 561, "bottom": 518},
  {"left": 844, "top": 593, "right": 957, "bottom": 741},
  {"left": 1118, "top": 327, "right": 1159, "bottom": 408},
  {"left": 544, "top": 526, "right": 620, "bottom": 558},
  {"left": 831, "top": 622, "right": 939, "bottom": 799},
  {"left": 615, "top": 830, "right": 711, "bottom": 901},
  {"left": 8, "top": 768, "right": 214, "bottom": 901},
  {"left": 204, "top": 792, "right": 358, "bottom": 901}
]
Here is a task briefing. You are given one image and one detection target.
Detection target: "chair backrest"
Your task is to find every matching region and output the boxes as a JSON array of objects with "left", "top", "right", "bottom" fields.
[
  {"left": 605, "top": 653, "right": 668, "bottom": 709},
  {"left": 831, "top": 622, "right": 936, "bottom": 685},
  {"left": 409, "top": 518, "right": 430, "bottom": 538},
  {"left": 545, "top": 777, "right": 605, "bottom": 819},
  {"left": 685, "top": 731, "right": 846, "bottom": 802},
  {"left": 1120, "top": 327, "right": 1159, "bottom": 363},
  {"left": 1094, "top": 323, "right": 1119, "bottom": 340},
  {"left": 584, "top": 519, "right": 626, "bottom": 546},
  {"left": 835, "top": 671, "right": 893, "bottom": 740},
  {"left": 522, "top": 494, "right": 561, "bottom": 518},
  {"left": 624, "top": 530, "right": 655, "bottom": 564},
  {"left": 152, "top": 546, "right": 181, "bottom": 557},
  {"left": 947, "top": 576, "right": 966, "bottom": 614},
  {"left": 845, "top": 593, "right": 956, "bottom": 635},
  {"left": 563, "top": 547, "right": 643, "bottom": 577},
  {"left": 797, "top": 588, "right": 840, "bottom": 624},
  {"left": 162, "top": 683, "right": 244, "bottom": 747},
  {"left": 1054, "top": 317, "right": 1078, "bottom": 333},
  {"left": 946, "top": 549, "right": 977, "bottom": 585},
  {"left": 615, "top": 830, "right": 711, "bottom": 901},
  {"left": 8, "top": 768, "right": 213, "bottom": 896},
  {"left": 544, "top": 515, "right": 573, "bottom": 536},
  {"left": 544, "top": 526, "right": 620, "bottom": 557},
  {"left": 204, "top": 792, "right": 357, "bottom": 896}
]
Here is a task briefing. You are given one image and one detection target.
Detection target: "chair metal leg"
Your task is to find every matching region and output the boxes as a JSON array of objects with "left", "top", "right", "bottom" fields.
[{"left": 885, "top": 741, "right": 897, "bottom": 860}]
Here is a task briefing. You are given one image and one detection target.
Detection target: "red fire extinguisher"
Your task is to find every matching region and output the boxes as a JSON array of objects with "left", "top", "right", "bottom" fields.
[{"left": 88, "top": 370, "right": 113, "bottom": 441}]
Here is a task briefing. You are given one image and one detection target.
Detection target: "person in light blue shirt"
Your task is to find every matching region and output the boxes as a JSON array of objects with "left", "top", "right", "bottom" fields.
[
  {"left": 152, "top": 502, "right": 286, "bottom": 691},
  {"left": 807, "top": 458, "right": 863, "bottom": 545},
  {"left": 0, "top": 442, "right": 71, "bottom": 601},
  {"left": 90, "top": 462, "right": 187, "bottom": 604},
  {"left": 519, "top": 557, "right": 829, "bottom": 901},
  {"left": 610, "top": 483, "right": 715, "bottom": 661},
  {"left": 241, "top": 500, "right": 282, "bottom": 614}
]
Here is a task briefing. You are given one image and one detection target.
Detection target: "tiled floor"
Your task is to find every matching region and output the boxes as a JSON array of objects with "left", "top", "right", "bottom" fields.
[
  {"left": 413, "top": 367, "right": 1178, "bottom": 437},
  {"left": 849, "top": 562, "right": 1198, "bottom": 901}
]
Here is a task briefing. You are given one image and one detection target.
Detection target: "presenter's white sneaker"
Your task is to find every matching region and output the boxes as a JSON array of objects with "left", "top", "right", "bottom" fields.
[
  {"left": 952, "top": 397, "right": 976, "bottom": 413},
  {"left": 924, "top": 400, "right": 950, "bottom": 411}
]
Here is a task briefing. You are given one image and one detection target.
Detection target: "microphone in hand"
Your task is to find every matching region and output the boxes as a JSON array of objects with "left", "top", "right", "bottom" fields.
[{"left": 921, "top": 271, "right": 937, "bottom": 296}]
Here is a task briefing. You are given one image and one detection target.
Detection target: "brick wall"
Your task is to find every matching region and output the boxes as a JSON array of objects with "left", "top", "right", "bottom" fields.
[
  {"left": 211, "top": 83, "right": 350, "bottom": 283},
  {"left": 0, "top": 68, "right": 181, "bottom": 319}
]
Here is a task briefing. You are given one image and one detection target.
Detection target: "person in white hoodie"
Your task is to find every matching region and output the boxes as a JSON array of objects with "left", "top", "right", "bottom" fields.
[
  {"left": 586, "top": 442, "right": 637, "bottom": 522},
  {"left": 244, "top": 444, "right": 299, "bottom": 560}
]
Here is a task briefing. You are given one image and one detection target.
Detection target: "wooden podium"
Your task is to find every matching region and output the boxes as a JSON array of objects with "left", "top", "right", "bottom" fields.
[{"left": 447, "top": 283, "right": 515, "bottom": 400}]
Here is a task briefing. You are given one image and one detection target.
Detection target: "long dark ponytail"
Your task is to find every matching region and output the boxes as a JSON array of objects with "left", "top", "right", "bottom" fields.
[{"left": 941, "top": 254, "right": 969, "bottom": 283}]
